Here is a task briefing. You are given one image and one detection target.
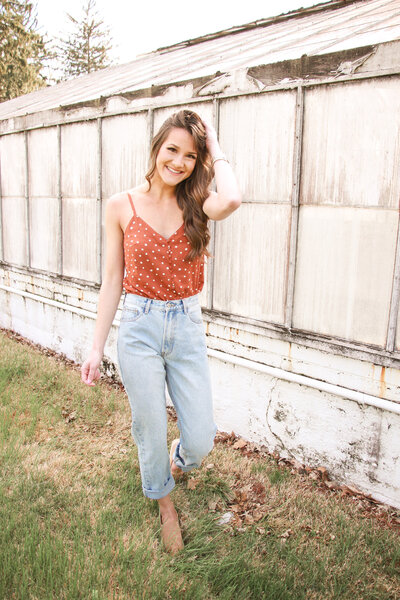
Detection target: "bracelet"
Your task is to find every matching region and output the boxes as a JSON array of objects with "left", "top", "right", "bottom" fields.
[{"left": 212, "top": 155, "right": 229, "bottom": 167}]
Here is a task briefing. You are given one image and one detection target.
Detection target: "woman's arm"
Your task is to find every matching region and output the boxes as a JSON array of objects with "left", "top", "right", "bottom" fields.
[
  {"left": 202, "top": 120, "right": 242, "bottom": 221},
  {"left": 81, "top": 195, "right": 125, "bottom": 386}
]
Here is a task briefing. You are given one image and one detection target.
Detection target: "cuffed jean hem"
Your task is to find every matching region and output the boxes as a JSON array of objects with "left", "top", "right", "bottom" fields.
[
  {"left": 142, "top": 476, "right": 176, "bottom": 500},
  {"left": 176, "top": 464, "right": 197, "bottom": 473}
]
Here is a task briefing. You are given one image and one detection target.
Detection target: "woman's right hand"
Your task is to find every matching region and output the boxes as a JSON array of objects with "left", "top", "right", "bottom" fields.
[{"left": 81, "top": 349, "right": 102, "bottom": 386}]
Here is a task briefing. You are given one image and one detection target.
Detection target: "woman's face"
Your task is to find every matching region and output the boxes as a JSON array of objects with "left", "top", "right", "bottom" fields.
[{"left": 155, "top": 127, "right": 197, "bottom": 186}]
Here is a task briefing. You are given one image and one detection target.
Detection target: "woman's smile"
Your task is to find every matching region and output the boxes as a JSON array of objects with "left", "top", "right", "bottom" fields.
[{"left": 166, "top": 165, "right": 184, "bottom": 175}]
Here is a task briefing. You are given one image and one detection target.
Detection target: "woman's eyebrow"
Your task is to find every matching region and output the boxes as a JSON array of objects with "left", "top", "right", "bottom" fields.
[{"left": 167, "top": 142, "right": 197, "bottom": 154}]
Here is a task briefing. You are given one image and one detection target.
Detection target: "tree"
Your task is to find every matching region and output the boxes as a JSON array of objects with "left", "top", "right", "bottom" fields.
[
  {"left": 57, "top": 0, "right": 113, "bottom": 79},
  {"left": 0, "top": 0, "right": 47, "bottom": 101}
]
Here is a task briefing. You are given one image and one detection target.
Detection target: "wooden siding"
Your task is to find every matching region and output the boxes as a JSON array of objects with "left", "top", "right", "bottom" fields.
[
  {"left": 0, "top": 133, "right": 26, "bottom": 197},
  {"left": 301, "top": 77, "right": 400, "bottom": 209},
  {"left": 213, "top": 203, "right": 291, "bottom": 322},
  {"left": 61, "top": 123, "right": 97, "bottom": 199},
  {"left": 28, "top": 128, "right": 58, "bottom": 198},
  {"left": 1, "top": 197, "right": 27, "bottom": 265},
  {"left": 293, "top": 205, "right": 398, "bottom": 346},
  {"left": 62, "top": 197, "right": 98, "bottom": 282},
  {"left": 101, "top": 113, "right": 148, "bottom": 198},
  {"left": 28, "top": 128, "right": 59, "bottom": 272},
  {"left": 29, "top": 197, "right": 60, "bottom": 273},
  {"left": 0, "top": 134, "right": 27, "bottom": 264},
  {"left": 218, "top": 92, "right": 296, "bottom": 203}
]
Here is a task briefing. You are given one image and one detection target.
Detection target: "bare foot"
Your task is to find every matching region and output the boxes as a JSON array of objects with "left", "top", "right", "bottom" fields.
[{"left": 158, "top": 495, "right": 184, "bottom": 554}]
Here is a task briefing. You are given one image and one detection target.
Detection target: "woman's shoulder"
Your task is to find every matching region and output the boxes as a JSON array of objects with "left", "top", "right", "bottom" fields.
[
  {"left": 109, "top": 185, "right": 148, "bottom": 207},
  {"left": 107, "top": 189, "right": 130, "bottom": 207}
]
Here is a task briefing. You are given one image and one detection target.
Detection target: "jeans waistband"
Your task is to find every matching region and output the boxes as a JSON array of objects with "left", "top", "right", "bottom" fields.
[{"left": 123, "top": 293, "right": 199, "bottom": 314}]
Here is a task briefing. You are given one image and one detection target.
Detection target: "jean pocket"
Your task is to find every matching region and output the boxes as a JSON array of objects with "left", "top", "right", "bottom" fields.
[
  {"left": 120, "top": 305, "right": 144, "bottom": 322},
  {"left": 187, "top": 305, "right": 203, "bottom": 325}
]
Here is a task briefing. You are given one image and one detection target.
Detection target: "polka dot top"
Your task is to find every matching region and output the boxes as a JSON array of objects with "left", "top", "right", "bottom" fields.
[{"left": 123, "top": 193, "right": 204, "bottom": 300}]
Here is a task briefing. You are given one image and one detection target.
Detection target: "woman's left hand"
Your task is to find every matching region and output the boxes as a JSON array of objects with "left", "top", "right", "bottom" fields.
[{"left": 202, "top": 119, "right": 220, "bottom": 156}]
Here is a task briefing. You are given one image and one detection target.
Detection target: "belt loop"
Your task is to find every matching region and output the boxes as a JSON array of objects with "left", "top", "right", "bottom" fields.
[
  {"left": 182, "top": 297, "right": 188, "bottom": 314},
  {"left": 144, "top": 299, "right": 152, "bottom": 314}
]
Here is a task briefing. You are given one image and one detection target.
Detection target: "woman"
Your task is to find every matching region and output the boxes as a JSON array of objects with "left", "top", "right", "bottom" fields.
[{"left": 81, "top": 109, "right": 241, "bottom": 554}]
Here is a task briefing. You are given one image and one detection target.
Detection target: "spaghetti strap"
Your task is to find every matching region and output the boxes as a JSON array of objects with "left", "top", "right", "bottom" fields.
[{"left": 127, "top": 193, "right": 136, "bottom": 217}]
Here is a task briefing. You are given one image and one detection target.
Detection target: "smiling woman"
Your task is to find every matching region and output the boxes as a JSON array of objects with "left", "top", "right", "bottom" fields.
[{"left": 80, "top": 109, "right": 241, "bottom": 554}]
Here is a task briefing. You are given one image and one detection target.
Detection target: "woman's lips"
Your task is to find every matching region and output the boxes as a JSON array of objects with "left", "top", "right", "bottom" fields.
[{"left": 166, "top": 166, "right": 183, "bottom": 175}]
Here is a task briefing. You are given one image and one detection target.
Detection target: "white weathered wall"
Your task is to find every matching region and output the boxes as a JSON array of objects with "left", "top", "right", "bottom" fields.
[
  {"left": 0, "top": 133, "right": 27, "bottom": 265},
  {"left": 28, "top": 127, "right": 60, "bottom": 273},
  {"left": 209, "top": 354, "right": 400, "bottom": 508}
]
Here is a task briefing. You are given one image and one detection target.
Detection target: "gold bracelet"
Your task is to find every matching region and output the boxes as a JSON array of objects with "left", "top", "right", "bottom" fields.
[{"left": 212, "top": 155, "right": 229, "bottom": 166}]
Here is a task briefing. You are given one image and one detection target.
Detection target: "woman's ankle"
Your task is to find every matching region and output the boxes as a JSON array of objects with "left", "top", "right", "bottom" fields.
[{"left": 158, "top": 494, "right": 178, "bottom": 521}]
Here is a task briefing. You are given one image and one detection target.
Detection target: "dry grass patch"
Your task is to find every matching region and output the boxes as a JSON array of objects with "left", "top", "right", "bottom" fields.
[{"left": 1, "top": 329, "right": 400, "bottom": 600}]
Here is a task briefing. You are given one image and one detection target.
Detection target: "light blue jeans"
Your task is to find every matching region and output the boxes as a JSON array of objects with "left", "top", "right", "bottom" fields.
[{"left": 117, "top": 293, "right": 217, "bottom": 500}]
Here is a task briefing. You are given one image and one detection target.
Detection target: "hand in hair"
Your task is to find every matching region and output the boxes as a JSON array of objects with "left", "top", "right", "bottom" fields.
[{"left": 202, "top": 119, "right": 220, "bottom": 156}]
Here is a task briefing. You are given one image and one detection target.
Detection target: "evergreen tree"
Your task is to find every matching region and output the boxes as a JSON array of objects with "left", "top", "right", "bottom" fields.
[
  {"left": 57, "top": 0, "right": 113, "bottom": 79},
  {"left": 0, "top": 0, "right": 47, "bottom": 101}
]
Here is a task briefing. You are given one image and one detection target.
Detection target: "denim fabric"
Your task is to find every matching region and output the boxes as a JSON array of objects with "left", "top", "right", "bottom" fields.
[{"left": 117, "top": 293, "right": 217, "bottom": 500}]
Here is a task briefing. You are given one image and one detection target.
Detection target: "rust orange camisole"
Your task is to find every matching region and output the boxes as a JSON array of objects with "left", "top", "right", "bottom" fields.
[{"left": 123, "top": 193, "right": 204, "bottom": 300}]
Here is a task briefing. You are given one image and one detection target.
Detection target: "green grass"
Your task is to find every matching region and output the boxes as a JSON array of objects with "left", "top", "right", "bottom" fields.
[{"left": 0, "top": 329, "right": 399, "bottom": 600}]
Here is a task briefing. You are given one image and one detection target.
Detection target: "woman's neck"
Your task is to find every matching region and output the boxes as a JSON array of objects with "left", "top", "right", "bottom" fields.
[{"left": 148, "top": 173, "right": 177, "bottom": 202}]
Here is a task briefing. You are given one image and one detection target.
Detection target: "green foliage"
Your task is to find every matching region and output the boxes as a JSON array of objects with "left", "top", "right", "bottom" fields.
[
  {"left": 56, "top": 0, "right": 113, "bottom": 80},
  {"left": 0, "top": 0, "right": 48, "bottom": 101}
]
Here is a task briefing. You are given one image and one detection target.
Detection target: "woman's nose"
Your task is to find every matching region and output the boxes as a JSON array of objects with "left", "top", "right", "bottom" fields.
[{"left": 172, "top": 154, "right": 185, "bottom": 167}]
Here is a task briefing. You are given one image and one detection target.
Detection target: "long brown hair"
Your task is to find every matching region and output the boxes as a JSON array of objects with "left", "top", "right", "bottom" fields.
[{"left": 145, "top": 109, "right": 213, "bottom": 261}]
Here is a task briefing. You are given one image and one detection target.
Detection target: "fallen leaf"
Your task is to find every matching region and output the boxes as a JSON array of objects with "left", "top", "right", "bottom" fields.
[
  {"left": 187, "top": 478, "right": 200, "bottom": 490},
  {"left": 252, "top": 508, "right": 266, "bottom": 522},
  {"left": 317, "top": 466, "right": 329, "bottom": 481},
  {"left": 342, "top": 484, "right": 362, "bottom": 495},
  {"left": 325, "top": 481, "right": 339, "bottom": 490},
  {"left": 235, "top": 490, "right": 248, "bottom": 503},
  {"left": 62, "top": 409, "right": 77, "bottom": 423},
  {"left": 251, "top": 481, "right": 267, "bottom": 502},
  {"left": 291, "top": 459, "right": 306, "bottom": 473},
  {"left": 233, "top": 438, "right": 247, "bottom": 450},
  {"left": 244, "top": 514, "right": 255, "bottom": 525},
  {"left": 280, "top": 529, "right": 293, "bottom": 539},
  {"left": 252, "top": 481, "right": 266, "bottom": 495},
  {"left": 208, "top": 500, "right": 218, "bottom": 511}
]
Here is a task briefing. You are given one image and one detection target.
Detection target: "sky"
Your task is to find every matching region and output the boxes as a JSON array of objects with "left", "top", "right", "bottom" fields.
[{"left": 35, "top": 0, "right": 321, "bottom": 66}]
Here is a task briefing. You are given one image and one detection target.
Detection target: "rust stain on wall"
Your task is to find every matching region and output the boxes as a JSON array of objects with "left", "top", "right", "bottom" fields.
[
  {"left": 380, "top": 366, "right": 387, "bottom": 398},
  {"left": 287, "top": 342, "right": 293, "bottom": 371}
]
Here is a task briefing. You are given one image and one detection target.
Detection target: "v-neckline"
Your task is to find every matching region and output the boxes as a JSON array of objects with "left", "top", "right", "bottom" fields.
[{"left": 137, "top": 215, "right": 184, "bottom": 242}]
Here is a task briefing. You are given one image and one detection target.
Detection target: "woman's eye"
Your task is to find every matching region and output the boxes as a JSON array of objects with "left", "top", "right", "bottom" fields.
[{"left": 167, "top": 147, "right": 176, "bottom": 152}]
